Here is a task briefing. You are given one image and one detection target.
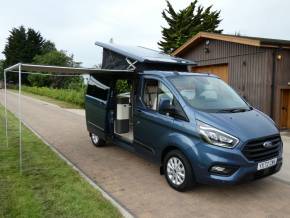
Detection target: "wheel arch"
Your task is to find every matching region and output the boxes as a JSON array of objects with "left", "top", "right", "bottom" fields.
[
  {"left": 159, "top": 133, "right": 198, "bottom": 175},
  {"left": 160, "top": 144, "right": 194, "bottom": 175}
]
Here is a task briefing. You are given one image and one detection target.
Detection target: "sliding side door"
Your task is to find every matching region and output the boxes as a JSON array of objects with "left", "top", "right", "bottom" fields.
[{"left": 85, "top": 76, "right": 111, "bottom": 139}]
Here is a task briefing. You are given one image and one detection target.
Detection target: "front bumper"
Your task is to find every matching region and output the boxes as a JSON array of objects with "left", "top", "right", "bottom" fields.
[
  {"left": 190, "top": 141, "right": 283, "bottom": 185},
  {"left": 202, "top": 159, "right": 282, "bottom": 185}
]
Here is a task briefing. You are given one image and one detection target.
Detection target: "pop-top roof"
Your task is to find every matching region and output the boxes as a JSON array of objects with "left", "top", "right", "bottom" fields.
[{"left": 95, "top": 41, "right": 195, "bottom": 66}]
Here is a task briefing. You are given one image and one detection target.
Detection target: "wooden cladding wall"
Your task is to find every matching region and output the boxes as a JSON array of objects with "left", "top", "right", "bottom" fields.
[
  {"left": 275, "top": 50, "right": 290, "bottom": 87},
  {"left": 181, "top": 39, "right": 273, "bottom": 115},
  {"left": 273, "top": 50, "right": 290, "bottom": 123}
]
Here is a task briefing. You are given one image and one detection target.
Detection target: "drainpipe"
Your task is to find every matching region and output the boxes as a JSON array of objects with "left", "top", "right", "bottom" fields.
[{"left": 270, "top": 49, "right": 278, "bottom": 118}]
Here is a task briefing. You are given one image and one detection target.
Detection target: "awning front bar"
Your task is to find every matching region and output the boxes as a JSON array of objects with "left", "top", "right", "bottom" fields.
[{"left": 4, "top": 63, "right": 134, "bottom": 75}]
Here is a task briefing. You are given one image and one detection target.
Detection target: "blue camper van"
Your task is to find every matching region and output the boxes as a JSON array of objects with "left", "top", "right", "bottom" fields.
[{"left": 85, "top": 42, "right": 283, "bottom": 191}]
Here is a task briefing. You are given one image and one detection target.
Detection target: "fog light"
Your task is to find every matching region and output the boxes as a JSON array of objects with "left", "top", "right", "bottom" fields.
[{"left": 210, "top": 165, "right": 238, "bottom": 176}]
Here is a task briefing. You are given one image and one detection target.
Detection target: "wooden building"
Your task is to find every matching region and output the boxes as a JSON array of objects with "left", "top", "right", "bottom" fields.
[{"left": 172, "top": 32, "right": 290, "bottom": 129}]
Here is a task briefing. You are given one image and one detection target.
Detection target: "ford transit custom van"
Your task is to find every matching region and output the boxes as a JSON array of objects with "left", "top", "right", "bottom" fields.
[
  {"left": 86, "top": 71, "right": 282, "bottom": 191},
  {"left": 86, "top": 43, "right": 283, "bottom": 191}
]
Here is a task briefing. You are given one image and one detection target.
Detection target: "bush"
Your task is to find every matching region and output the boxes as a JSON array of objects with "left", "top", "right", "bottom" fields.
[
  {"left": 116, "top": 80, "right": 131, "bottom": 94},
  {"left": 27, "top": 74, "right": 52, "bottom": 87}
]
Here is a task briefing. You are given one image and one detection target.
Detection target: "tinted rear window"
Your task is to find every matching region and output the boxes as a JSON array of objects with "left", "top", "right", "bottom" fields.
[{"left": 87, "top": 76, "right": 110, "bottom": 101}]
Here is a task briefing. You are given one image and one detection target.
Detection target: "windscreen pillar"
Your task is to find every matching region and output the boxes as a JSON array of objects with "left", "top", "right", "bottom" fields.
[{"left": 115, "top": 96, "right": 130, "bottom": 134}]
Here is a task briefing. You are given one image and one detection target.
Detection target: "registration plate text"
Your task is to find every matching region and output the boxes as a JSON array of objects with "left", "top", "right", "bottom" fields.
[{"left": 257, "top": 158, "right": 277, "bottom": 171}]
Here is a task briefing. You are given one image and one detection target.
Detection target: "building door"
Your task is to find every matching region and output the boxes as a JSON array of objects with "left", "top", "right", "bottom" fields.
[
  {"left": 192, "top": 64, "right": 229, "bottom": 83},
  {"left": 280, "top": 89, "right": 290, "bottom": 128}
]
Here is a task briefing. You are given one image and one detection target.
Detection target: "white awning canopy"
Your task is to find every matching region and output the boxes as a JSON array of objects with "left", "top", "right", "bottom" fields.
[{"left": 4, "top": 63, "right": 134, "bottom": 75}]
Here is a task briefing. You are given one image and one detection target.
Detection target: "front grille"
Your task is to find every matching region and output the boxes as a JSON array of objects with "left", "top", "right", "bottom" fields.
[{"left": 242, "top": 135, "right": 282, "bottom": 162}]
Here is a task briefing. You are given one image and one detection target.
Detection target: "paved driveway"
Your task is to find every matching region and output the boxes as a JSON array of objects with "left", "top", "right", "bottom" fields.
[{"left": 1, "top": 90, "right": 290, "bottom": 218}]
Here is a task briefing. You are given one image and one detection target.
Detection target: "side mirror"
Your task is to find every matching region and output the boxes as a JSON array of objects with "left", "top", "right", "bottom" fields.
[{"left": 159, "top": 97, "right": 175, "bottom": 114}]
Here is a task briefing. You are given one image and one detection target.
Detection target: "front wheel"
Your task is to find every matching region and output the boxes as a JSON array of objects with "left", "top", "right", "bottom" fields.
[
  {"left": 164, "top": 150, "right": 196, "bottom": 192},
  {"left": 90, "top": 133, "right": 106, "bottom": 147}
]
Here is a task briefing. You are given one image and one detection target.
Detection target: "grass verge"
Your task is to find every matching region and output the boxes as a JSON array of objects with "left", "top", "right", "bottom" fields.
[
  {"left": 10, "top": 85, "right": 85, "bottom": 109},
  {"left": 0, "top": 106, "right": 121, "bottom": 218},
  {"left": 10, "top": 89, "right": 82, "bottom": 109}
]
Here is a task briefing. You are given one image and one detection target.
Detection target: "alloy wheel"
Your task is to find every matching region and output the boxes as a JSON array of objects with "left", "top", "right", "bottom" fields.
[
  {"left": 166, "top": 157, "right": 186, "bottom": 186},
  {"left": 91, "top": 133, "right": 99, "bottom": 144}
]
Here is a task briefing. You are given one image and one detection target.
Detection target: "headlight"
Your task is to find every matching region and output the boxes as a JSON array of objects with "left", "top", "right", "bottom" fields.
[{"left": 196, "top": 121, "right": 239, "bottom": 148}]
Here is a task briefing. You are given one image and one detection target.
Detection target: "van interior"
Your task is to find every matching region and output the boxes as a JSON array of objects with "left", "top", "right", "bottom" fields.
[
  {"left": 112, "top": 78, "right": 170, "bottom": 143},
  {"left": 112, "top": 79, "right": 135, "bottom": 143}
]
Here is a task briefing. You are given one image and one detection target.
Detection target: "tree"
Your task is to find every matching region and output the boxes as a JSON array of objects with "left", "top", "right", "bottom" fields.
[
  {"left": 41, "top": 40, "right": 57, "bottom": 54},
  {"left": 158, "top": 0, "right": 223, "bottom": 53},
  {"left": 24, "top": 28, "right": 45, "bottom": 62},
  {"left": 0, "top": 60, "right": 4, "bottom": 81},
  {"left": 2, "top": 26, "right": 46, "bottom": 83},
  {"left": 3, "top": 26, "right": 27, "bottom": 68},
  {"left": 3, "top": 26, "right": 46, "bottom": 67},
  {"left": 27, "top": 50, "right": 83, "bottom": 88}
]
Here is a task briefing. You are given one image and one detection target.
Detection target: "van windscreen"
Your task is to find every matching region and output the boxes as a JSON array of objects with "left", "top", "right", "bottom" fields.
[{"left": 170, "top": 75, "right": 250, "bottom": 113}]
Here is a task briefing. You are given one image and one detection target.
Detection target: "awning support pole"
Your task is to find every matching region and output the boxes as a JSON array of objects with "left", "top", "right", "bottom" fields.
[
  {"left": 18, "top": 64, "right": 22, "bottom": 174},
  {"left": 4, "top": 69, "right": 8, "bottom": 147}
]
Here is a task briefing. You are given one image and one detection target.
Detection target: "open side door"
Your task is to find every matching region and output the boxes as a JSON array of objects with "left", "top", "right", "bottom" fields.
[{"left": 85, "top": 76, "right": 112, "bottom": 139}]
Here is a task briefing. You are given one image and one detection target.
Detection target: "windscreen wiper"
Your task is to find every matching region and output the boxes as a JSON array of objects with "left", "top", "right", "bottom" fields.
[{"left": 218, "top": 108, "right": 250, "bottom": 113}]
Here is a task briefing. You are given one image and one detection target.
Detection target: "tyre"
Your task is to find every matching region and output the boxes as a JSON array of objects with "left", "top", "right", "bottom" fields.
[
  {"left": 90, "top": 133, "right": 106, "bottom": 147},
  {"left": 164, "top": 150, "right": 196, "bottom": 192}
]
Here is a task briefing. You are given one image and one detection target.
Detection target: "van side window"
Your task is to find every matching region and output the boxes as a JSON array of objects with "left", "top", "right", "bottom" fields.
[
  {"left": 143, "top": 79, "right": 158, "bottom": 110},
  {"left": 143, "top": 79, "right": 173, "bottom": 111},
  {"left": 157, "top": 82, "right": 174, "bottom": 108},
  {"left": 143, "top": 79, "right": 188, "bottom": 121},
  {"left": 87, "top": 76, "right": 110, "bottom": 101}
]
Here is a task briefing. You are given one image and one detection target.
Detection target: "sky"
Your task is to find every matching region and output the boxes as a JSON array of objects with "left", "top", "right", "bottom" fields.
[{"left": 0, "top": 0, "right": 289, "bottom": 67}]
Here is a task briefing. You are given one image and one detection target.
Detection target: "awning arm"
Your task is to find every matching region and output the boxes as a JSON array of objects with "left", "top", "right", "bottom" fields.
[{"left": 4, "top": 63, "right": 135, "bottom": 75}]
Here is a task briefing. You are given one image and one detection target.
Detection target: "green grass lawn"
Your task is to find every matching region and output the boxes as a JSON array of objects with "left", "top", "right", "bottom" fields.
[
  {"left": 10, "top": 85, "right": 85, "bottom": 109},
  {"left": 0, "top": 106, "right": 121, "bottom": 218}
]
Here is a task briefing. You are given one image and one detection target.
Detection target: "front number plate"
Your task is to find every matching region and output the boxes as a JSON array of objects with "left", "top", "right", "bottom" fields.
[{"left": 257, "top": 158, "right": 277, "bottom": 171}]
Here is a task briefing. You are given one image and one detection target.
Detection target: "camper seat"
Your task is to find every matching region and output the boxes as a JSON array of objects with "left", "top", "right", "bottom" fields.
[{"left": 144, "top": 86, "right": 158, "bottom": 110}]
